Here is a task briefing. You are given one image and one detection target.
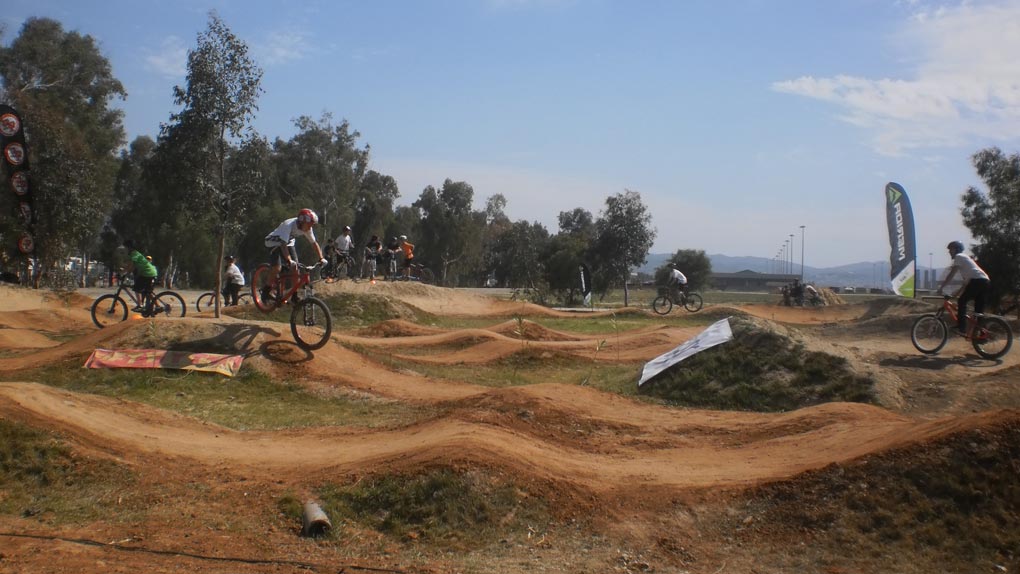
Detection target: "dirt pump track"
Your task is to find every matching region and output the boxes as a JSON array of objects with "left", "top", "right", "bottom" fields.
[{"left": 0, "top": 283, "right": 1018, "bottom": 573}]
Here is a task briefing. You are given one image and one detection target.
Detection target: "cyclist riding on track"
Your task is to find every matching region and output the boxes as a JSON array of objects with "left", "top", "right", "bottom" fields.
[
  {"left": 937, "top": 240, "right": 990, "bottom": 338},
  {"left": 667, "top": 262, "right": 687, "bottom": 303},
  {"left": 263, "top": 208, "right": 327, "bottom": 301}
]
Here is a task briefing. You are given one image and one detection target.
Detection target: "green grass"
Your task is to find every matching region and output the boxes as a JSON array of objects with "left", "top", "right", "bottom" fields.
[
  {"left": 1, "top": 360, "right": 432, "bottom": 431},
  {"left": 638, "top": 316, "right": 876, "bottom": 411},
  {"left": 315, "top": 468, "right": 550, "bottom": 549},
  {"left": 0, "top": 418, "right": 137, "bottom": 523}
]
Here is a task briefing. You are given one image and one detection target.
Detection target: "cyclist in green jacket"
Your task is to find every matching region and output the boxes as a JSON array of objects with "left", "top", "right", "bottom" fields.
[{"left": 123, "top": 239, "right": 158, "bottom": 312}]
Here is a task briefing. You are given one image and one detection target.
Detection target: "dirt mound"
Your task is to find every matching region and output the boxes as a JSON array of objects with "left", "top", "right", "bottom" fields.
[
  {"left": 486, "top": 319, "right": 588, "bottom": 341},
  {"left": 355, "top": 318, "right": 446, "bottom": 338},
  {"left": 736, "top": 411, "right": 1020, "bottom": 573}
]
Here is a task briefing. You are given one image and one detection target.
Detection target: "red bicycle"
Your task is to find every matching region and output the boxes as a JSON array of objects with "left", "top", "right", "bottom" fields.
[
  {"left": 911, "top": 295, "right": 1013, "bottom": 359},
  {"left": 250, "top": 262, "right": 333, "bottom": 350}
]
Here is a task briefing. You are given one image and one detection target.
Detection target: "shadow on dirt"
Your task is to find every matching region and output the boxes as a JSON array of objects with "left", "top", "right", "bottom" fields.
[
  {"left": 259, "top": 340, "right": 313, "bottom": 364},
  {"left": 879, "top": 354, "right": 1004, "bottom": 370},
  {"left": 166, "top": 324, "right": 282, "bottom": 358}
]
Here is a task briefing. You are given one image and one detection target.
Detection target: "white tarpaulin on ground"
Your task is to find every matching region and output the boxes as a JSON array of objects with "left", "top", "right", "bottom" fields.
[{"left": 638, "top": 317, "right": 734, "bottom": 387}]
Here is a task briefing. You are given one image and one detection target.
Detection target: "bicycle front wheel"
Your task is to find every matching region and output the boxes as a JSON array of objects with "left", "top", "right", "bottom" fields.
[
  {"left": 683, "top": 293, "right": 704, "bottom": 312},
  {"left": 153, "top": 291, "right": 187, "bottom": 318},
  {"left": 972, "top": 315, "right": 1013, "bottom": 360},
  {"left": 90, "top": 294, "right": 128, "bottom": 328},
  {"left": 911, "top": 314, "right": 948, "bottom": 354},
  {"left": 291, "top": 297, "right": 333, "bottom": 350},
  {"left": 651, "top": 295, "right": 672, "bottom": 315}
]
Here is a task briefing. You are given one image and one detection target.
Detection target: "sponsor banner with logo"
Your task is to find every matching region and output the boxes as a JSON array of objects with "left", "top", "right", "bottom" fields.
[
  {"left": 84, "top": 348, "right": 244, "bottom": 377},
  {"left": 884, "top": 182, "right": 916, "bottom": 298},
  {"left": 637, "top": 317, "right": 733, "bottom": 387},
  {"left": 0, "top": 104, "right": 34, "bottom": 255}
]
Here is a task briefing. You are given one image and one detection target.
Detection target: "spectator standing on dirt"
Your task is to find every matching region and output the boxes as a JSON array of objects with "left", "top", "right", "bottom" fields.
[
  {"left": 222, "top": 255, "right": 245, "bottom": 306},
  {"left": 123, "top": 239, "right": 158, "bottom": 312},
  {"left": 323, "top": 238, "right": 338, "bottom": 267},
  {"left": 263, "top": 209, "right": 327, "bottom": 301},
  {"left": 399, "top": 235, "right": 415, "bottom": 279},
  {"left": 938, "top": 240, "right": 990, "bottom": 336},
  {"left": 666, "top": 262, "right": 687, "bottom": 303},
  {"left": 363, "top": 235, "right": 382, "bottom": 279},
  {"left": 384, "top": 237, "right": 401, "bottom": 280}
]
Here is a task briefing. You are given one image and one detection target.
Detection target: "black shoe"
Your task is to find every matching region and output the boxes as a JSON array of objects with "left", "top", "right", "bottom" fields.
[{"left": 259, "top": 286, "right": 272, "bottom": 303}]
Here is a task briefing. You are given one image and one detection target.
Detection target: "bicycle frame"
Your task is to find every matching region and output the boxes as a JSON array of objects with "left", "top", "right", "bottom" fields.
[
  {"left": 274, "top": 266, "right": 315, "bottom": 305},
  {"left": 931, "top": 296, "right": 979, "bottom": 338},
  {"left": 110, "top": 277, "right": 151, "bottom": 308}
]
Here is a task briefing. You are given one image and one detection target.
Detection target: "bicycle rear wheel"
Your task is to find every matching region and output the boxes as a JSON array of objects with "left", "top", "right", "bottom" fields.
[
  {"left": 418, "top": 267, "right": 435, "bottom": 285},
  {"left": 972, "top": 315, "right": 1013, "bottom": 360},
  {"left": 90, "top": 294, "right": 128, "bottom": 328},
  {"left": 911, "top": 314, "right": 948, "bottom": 354},
  {"left": 251, "top": 264, "right": 280, "bottom": 312},
  {"left": 651, "top": 295, "right": 672, "bottom": 315},
  {"left": 291, "top": 297, "right": 333, "bottom": 350},
  {"left": 683, "top": 293, "right": 704, "bottom": 312},
  {"left": 196, "top": 292, "right": 216, "bottom": 313},
  {"left": 152, "top": 291, "right": 186, "bottom": 318}
]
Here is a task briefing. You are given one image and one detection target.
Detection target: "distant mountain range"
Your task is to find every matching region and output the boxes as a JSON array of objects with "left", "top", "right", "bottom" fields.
[{"left": 638, "top": 253, "right": 940, "bottom": 290}]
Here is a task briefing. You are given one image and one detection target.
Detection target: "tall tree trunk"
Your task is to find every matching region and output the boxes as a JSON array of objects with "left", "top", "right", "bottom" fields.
[
  {"left": 215, "top": 230, "right": 226, "bottom": 318},
  {"left": 623, "top": 271, "right": 630, "bottom": 307}
]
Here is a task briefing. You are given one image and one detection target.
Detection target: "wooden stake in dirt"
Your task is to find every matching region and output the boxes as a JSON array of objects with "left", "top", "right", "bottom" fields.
[{"left": 301, "top": 502, "right": 331, "bottom": 537}]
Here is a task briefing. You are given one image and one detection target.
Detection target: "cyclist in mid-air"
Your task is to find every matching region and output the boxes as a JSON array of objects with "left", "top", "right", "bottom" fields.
[
  {"left": 262, "top": 209, "right": 327, "bottom": 301},
  {"left": 937, "top": 240, "right": 990, "bottom": 337}
]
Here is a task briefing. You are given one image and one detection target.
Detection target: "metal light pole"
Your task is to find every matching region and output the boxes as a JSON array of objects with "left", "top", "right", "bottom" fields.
[
  {"left": 789, "top": 234, "right": 794, "bottom": 276},
  {"left": 929, "top": 252, "right": 933, "bottom": 289},
  {"left": 799, "top": 225, "right": 805, "bottom": 281}
]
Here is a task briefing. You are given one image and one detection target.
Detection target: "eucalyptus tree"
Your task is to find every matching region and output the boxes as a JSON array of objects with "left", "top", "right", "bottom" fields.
[
  {"left": 541, "top": 208, "right": 596, "bottom": 304},
  {"left": 0, "top": 17, "right": 126, "bottom": 284},
  {"left": 490, "top": 220, "right": 550, "bottom": 289},
  {"left": 653, "top": 249, "right": 712, "bottom": 291},
  {"left": 270, "top": 114, "right": 369, "bottom": 239},
  {"left": 960, "top": 147, "right": 1020, "bottom": 305},
  {"left": 413, "top": 179, "right": 483, "bottom": 284},
  {"left": 158, "top": 12, "right": 263, "bottom": 314},
  {"left": 591, "top": 190, "right": 656, "bottom": 304}
]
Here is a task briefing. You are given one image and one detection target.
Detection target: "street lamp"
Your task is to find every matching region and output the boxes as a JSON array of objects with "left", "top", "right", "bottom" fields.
[
  {"left": 789, "top": 234, "right": 794, "bottom": 276},
  {"left": 799, "top": 225, "right": 805, "bottom": 281}
]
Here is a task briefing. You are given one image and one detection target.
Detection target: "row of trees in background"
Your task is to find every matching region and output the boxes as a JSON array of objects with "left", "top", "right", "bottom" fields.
[{"left": 0, "top": 14, "right": 674, "bottom": 309}]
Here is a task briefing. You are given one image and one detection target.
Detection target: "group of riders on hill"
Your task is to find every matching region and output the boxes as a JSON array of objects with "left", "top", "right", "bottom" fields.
[{"left": 121, "top": 208, "right": 417, "bottom": 308}]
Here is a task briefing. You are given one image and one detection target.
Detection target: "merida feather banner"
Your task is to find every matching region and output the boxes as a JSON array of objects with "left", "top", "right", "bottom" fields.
[{"left": 884, "top": 182, "right": 916, "bottom": 298}]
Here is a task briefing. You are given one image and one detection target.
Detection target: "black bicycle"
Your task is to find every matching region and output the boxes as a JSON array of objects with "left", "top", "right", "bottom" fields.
[
  {"left": 90, "top": 274, "right": 187, "bottom": 328},
  {"left": 651, "top": 288, "right": 703, "bottom": 315},
  {"left": 322, "top": 252, "right": 356, "bottom": 284},
  {"left": 195, "top": 287, "right": 252, "bottom": 313}
]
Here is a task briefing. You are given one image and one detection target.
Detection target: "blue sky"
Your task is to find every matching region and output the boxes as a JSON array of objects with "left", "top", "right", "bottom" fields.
[{"left": 5, "top": 0, "right": 1020, "bottom": 268}]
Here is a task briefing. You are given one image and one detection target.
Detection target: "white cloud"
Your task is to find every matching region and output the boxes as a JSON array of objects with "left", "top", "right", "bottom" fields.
[
  {"left": 773, "top": 1, "right": 1020, "bottom": 155},
  {"left": 145, "top": 35, "right": 188, "bottom": 79},
  {"left": 255, "top": 27, "right": 313, "bottom": 66}
]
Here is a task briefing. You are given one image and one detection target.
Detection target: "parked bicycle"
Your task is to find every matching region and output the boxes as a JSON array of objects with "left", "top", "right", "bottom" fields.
[
  {"left": 90, "top": 274, "right": 187, "bottom": 328},
  {"left": 911, "top": 295, "right": 1013, "bottom": 359},
  {"left": 385, "top": 262, "right": 434, "bottom": 284},
  {"left": 250, "top": 262, "right": 333, "bottom": 350},
  {"left": 195, "top": 289, "right": 252, "bottom": 313},
  {"left": 651, "top": 288, "right": 703, "bottom": 315},
  {"left": 322, "top": 252, "right": 356, "bottom": 284}
]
